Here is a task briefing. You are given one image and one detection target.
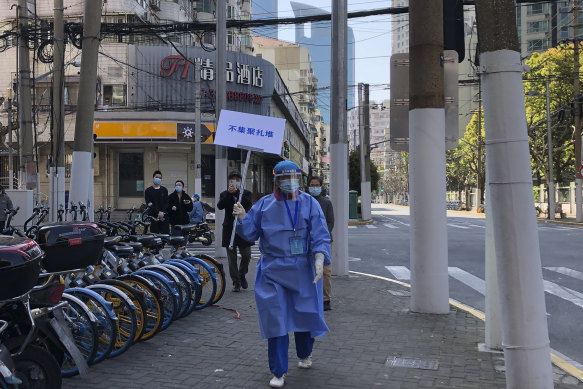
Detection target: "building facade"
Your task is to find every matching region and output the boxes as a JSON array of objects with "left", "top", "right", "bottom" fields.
[
  {"left": 290, "top": 1, "right": 355, "bottom": 124},
  {"left": 252, "top": 0, "right": 278, "bottom": 40},
  {"left": 0, "top": 0, "right": 308, "bottom": 209}
]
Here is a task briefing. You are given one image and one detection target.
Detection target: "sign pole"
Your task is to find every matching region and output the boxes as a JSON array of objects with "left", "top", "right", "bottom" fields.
[{"left": 229, "top": 149, "right": 251, "bottom": 249}]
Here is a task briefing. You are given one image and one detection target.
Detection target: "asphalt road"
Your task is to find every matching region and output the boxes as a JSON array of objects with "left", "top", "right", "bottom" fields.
[{"left": 348, "top": 203, "right": 583, "bottom": 368}]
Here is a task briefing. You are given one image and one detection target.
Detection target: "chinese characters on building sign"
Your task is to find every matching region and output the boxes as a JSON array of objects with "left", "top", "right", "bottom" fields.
[
  {"left": 227, "top": 125, "right": 274, "bottom": 138},
  {"left": 160, "top": 55, "right": 263, "bottom": 87}
]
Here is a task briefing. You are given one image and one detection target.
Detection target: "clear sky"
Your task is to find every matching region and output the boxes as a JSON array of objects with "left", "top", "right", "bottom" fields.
[{"left": 261, "top": 1, "right": 393, "bottom": 104}]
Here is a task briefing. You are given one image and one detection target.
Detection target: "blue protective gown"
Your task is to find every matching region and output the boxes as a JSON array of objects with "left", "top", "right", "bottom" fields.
[{"left": 236, "top": 190, "right": 331, "bottom": 339}]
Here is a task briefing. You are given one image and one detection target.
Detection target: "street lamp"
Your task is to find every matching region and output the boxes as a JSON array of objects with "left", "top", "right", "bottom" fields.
[{"left": 526, "top": 78, "right": 555, "bottom": 220}]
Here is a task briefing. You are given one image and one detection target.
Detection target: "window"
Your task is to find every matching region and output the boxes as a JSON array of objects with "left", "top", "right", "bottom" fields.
[
  {"left": 227, "top": 5, "right": 237, "bottom": 19},
  {"left": 527, "top": 4, "right": 547, "bottom": 14},
  {"left": 119, "top": 153, "right": 144, "bottom": 197},
  {"left": 527, "top": 39, "right": 548, "bottom": 52},
  {"left": 103, "top": 85, "right": 127, "bottom": 106},
  {"left": 527, "top": 21, "right": 548, "bottom": 33}
]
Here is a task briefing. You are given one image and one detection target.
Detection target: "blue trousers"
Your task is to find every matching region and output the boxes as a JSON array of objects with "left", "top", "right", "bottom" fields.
[{"left": 268, "top": 332, "right": 314, "bottom": 378}]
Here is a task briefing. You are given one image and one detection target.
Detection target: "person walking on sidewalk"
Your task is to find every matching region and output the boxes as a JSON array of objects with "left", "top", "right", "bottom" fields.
[
  {"left": 0, "top": 186, "right": 13, "bottom": 231},
  {"left": 217, "top": 171, "right": 254, "bottom": 292},
  {"left": 144, "top": 170, "right": 170, "bottom": 234},
  {"left": 188, "top": 194, "right": 204, "bottom": 224},
  {"left": 167, "top": 180, "right": 193, "bottom": 235},
  {"left": 233, "top": 160, "right": 331, "bottom": 388},
  {"left": 308, "top": 176, "right": 334, "bottom": 311}
]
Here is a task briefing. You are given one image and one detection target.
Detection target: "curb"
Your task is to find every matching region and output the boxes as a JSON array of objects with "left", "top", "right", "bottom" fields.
[
  {"left": 348, "top": 270, "right": 583, "bottom": 383},
  {"left": 348, "top": 219, "right": 374, "bottom": 226},
  {"left": 538, "top": 218, "right": 583, "bottom": 227}
]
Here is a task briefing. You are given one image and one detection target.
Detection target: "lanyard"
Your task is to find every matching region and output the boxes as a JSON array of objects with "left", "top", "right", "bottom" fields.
[{"left": 283, "top": 198, "right": 299, "bottom": 232}]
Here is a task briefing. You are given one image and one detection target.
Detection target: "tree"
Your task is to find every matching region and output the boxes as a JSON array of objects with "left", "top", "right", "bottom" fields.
[
  {"left": 348, "top": 147, "right": 380, "bottom": 194},
  {"left": 523, "top": 45, "right": 579, "bottom": 187},
  {"left": 446, "top": 109, "right": 485, "bottom": 207},
  {"left": 381, "top": 152, "right": 409, "bottom": 201}
]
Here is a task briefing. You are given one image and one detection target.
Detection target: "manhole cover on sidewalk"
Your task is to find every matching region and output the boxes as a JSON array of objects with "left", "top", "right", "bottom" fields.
[{"left": 386, "top": 356, "right": 439, "bottom": 370}]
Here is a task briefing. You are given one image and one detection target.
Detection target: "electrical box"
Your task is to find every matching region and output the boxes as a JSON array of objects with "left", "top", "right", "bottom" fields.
[{"left": 5, "top": 190, "right": 34, "bottom": 230}]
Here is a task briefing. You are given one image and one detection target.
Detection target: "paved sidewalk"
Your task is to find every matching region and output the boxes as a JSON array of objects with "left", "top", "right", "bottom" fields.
[{"left": 63, "top": 263, "right": 583, "bottom": 388}]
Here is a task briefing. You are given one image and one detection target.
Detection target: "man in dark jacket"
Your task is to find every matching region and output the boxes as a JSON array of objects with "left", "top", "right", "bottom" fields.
[
  {"left": 144, "top": 170, "right": 170, "bottom": 234},
  {"left": 308, "top": 176, "right": 334, "bottom": 311},
  {"left": 167, "top": 179, "right": 193, "bottom": 235},
  {"left": 217, "top": 171, "right": 253, "bottom": 292}
]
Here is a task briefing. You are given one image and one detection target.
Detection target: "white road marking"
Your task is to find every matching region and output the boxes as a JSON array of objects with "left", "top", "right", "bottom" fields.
[
  {"left": 447, "top": 267, "right": 486, "bottom": 295},
  {"left": 385, "top": 266, "right": 411, "bottom": 281},
  {"left": 386, "top": 217, "right": 409, "bottom": 227},
  {"left": 383, "top": 223, "right": 398, "bottom": 229},
  {"left": 448, "top": 223, "right": 470, "bottom": 229},
  {"left": 543, "top": 280, "right": 583, "bottom": 309},
  {"left": 366, "top": 225, "right": 378, "bottom": 229},
  {"left": 466, "top": 223, "right": 485, "bottom": 229},
  {"left": 545, "top": 267, "right": 583, "bottom": 282},
  {"left": 348, "top": 226, "right": 357, "bottom": 229},
  {"left": 349, "top": 257, "right": 361, "bottom": 262}
]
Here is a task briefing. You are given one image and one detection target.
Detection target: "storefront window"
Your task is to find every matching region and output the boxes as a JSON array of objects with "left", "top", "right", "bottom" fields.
[
  {"left": 103, "top": 85, "right": 127, "bottom": 106},
  {"left": 119, "top": 153, "right": 144, "bottom": 197},
  {"left": 202, "top": 154, "right": 215, "bottom": 198}
]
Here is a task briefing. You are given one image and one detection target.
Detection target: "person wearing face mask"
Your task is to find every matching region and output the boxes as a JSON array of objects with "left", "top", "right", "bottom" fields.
[
  {"left": 307, "top": 176, "right": 334, "bottom": 311},
  {"left": 167, "top": 180, "right": 193, "bottom": 235},
  {"left": 144, "top": 170, "right": 170, "bottom": 234},
  {"left": 232, "top": 160, "right": 331, "bottom": 388},
  {"left": 217, "top": 171, "right": 254, "bottom": 292},
  {"left": 188, "top": 194, "right": 204, "bottom": 224}
]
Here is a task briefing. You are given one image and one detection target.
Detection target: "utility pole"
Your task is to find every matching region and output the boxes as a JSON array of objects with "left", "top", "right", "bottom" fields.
[
  {"left": 50, "top": 0, "right": 65, "bottom": 222},
  {"left": 408, "top": 1, "right": 449, "bottom": 314},
  {"left": 215, "top": 0, "right": 228, "bottom": 259},
  {"left": 360, "top": 83, "right": 371, "bottom": 220},
  {"left": 358, "top": 83, "right": 363, "bottom": 154},
  {"left": 69, "top": 0, "right": 102, "bottom": 215},
  {"left": 477, "top": 86, "right": 482, "bottom": 209},
  {"left": 546, "top": 78, "right": 555, "bottom": 220},
  {"left": 574, "top": 0, "right": 582, "bottom": 222},
  {"left": 194, "top": 61, "right": 202, "bottom": 196},
  {"left": 475, "top": 0, "right": 553, "bottom": 387},
  {"left": 17, "top": 0, "right": 34, "bottom": 190},
  {"left": 330, "top": 0, "right": 349, "bottom": 276},
  {"left": 6, "top": 89, "right": 13, "bottom": 190}
]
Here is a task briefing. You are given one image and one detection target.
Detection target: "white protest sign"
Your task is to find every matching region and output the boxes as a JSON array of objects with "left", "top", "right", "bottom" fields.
[{"left": 215, "top": 109, "right": 286, "bottom": 154}]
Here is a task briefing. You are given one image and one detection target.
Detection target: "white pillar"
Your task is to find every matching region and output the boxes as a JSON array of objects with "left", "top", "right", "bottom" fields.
[
  {"left": 409, "top": 108, "right": 449, "bottom": 314},
  {"left": 481, "top": 49, "right": 552, "bottom": 387}
]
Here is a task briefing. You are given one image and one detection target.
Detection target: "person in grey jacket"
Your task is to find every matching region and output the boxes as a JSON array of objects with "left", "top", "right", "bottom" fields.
[
  {"left": 308, "top": 176, "right": 334, "bottom": 311},
  {"left": 0, "top": 186, "right": 13, "bottom": 231}
]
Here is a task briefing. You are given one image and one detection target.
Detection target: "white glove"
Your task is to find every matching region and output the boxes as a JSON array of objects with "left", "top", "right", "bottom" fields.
[
  {"left": 232, "top": 202, "right": 246, "bottom": 221},
  {"left": 313, "top": 253, "right": 324, "bottom": 283}
]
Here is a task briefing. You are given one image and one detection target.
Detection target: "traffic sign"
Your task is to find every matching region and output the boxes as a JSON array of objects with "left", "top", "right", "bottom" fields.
[{"left": 579, "top": 165, "right": 583, "bottom": 179}]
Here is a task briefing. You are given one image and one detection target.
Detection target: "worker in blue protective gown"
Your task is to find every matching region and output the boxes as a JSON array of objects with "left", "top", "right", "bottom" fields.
[{"left": 232, "top": 160, "right": 331, "bottom": 388}]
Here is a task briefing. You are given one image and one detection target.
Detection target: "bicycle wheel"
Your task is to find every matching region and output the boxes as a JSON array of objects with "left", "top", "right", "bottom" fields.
[
  {"left": 99, "top": 280, "right": 148, "bottom": 342},
  {"left": 192, "top": 254, "right": 226, "bottom": 304},
  {"left": 117, "top": 274, "right": 164, "bottom": 341},
  {"left": 12, "top": 345, "right": 62, "bottom": 389},
  {"left": 63, "top": 289, "right": 118, "bottom": 363},
  {"left": 134, "top": 270, "right": 178, "bottom": 331},
  {"left": 181, "top": 257, "right": 217, "bottom": 310},
  {"left": 161, "top": 262, "right": 198, "bottom": 317},
  {"left": 165, "top": 260, "right": 201, "bottom": 315},
  {"left": 142, "top": 265, "right": 189, "bottom": 318},
  {"left": 58, "top": 294, "right": 98, "bottom": 377},
  {"left": 86, "top": 284, "right": 138, "bottom": 358}
]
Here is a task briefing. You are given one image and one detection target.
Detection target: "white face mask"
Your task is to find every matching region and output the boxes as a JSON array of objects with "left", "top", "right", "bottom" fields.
[{"left": 280, "top": 179, "right": 299, "bottom": 194}]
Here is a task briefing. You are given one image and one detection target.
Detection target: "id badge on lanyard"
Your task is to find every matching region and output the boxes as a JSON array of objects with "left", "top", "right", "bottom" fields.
[{"left": 284, "top": 198, "right": 305, "bottom": 255}]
